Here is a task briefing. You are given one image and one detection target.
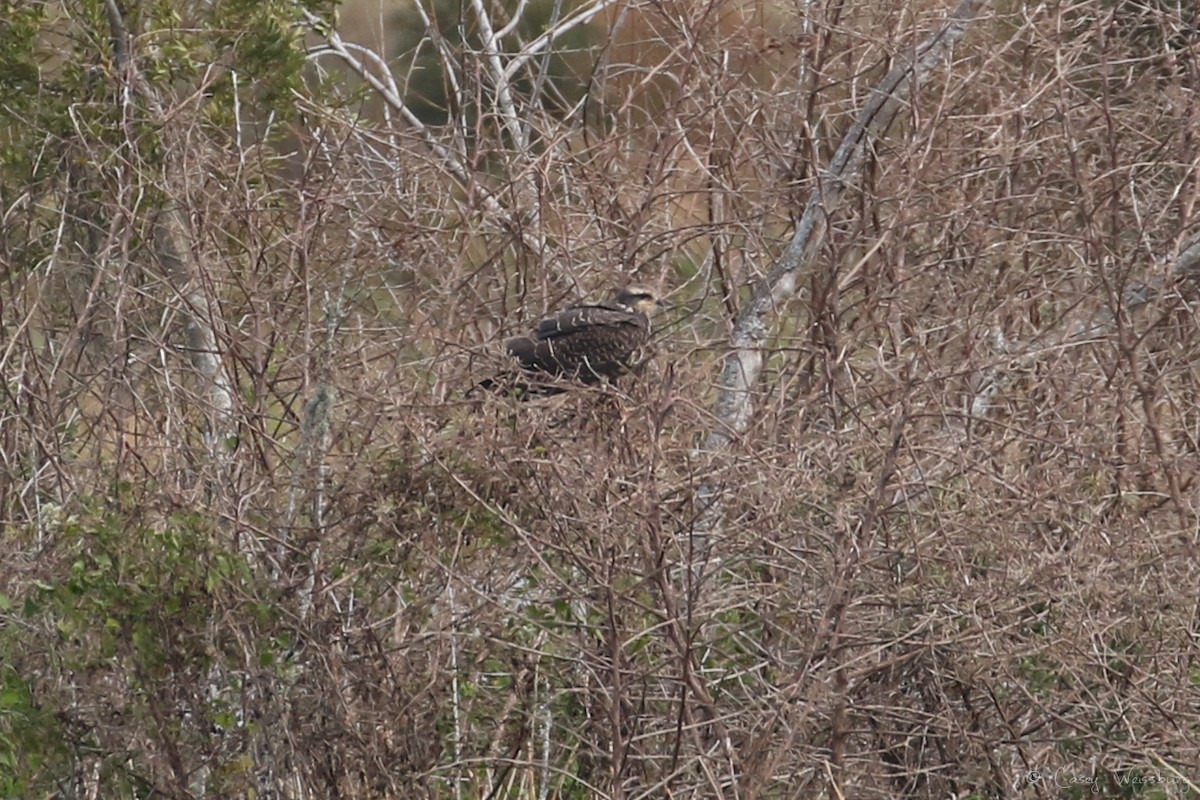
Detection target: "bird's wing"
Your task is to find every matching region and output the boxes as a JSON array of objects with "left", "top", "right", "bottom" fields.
[{"left": 531, "top": 304, "right": 642, "bottom": 340}]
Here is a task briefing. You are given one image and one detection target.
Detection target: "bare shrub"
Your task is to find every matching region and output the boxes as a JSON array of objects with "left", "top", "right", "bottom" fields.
[{"left": 2, "top": 0, "right": 1199, "bottom": 798}]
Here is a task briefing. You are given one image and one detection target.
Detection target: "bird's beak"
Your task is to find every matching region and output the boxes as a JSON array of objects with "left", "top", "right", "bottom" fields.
[{"left": 655, "top": 297, "right": 674, "bottom": 310}]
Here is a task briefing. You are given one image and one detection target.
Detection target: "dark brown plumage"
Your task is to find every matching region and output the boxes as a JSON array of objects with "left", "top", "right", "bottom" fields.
[{"left": 477, "top": 285, "right": 664, "bottom": 396}]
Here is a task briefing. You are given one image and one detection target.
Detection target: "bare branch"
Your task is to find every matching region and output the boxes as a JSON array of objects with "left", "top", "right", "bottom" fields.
[
  {"left": 706, "top": 0, "right": 991, "bottom": 451},
  {"left": 305, "top": 11, "right": 548, "bottom": 256},
  {"left": 469, "top": 0, "right": 531, "bottom": 151},
  {"left": 106, "top": 0, "right": 236, "bottom": 468}
]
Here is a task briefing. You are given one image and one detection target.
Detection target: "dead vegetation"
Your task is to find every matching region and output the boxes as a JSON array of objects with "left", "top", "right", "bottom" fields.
[{"left": 2, "top": 0, "right": 1199, "bottom": 797}]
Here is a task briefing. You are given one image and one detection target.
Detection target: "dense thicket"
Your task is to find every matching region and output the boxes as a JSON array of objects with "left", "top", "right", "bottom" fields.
[{"left": 1, "top": 0, "right": 1198, "bottom": 797}]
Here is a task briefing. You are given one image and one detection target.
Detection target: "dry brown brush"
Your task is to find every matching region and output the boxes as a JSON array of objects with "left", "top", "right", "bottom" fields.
[{"left": 1, "top": 0, "right": 1199, "bottom": 798}]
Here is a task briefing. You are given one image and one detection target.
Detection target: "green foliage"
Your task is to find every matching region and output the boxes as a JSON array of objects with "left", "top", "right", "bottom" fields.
[
  {"left": 0, "top": 0, "right": 335, "bottom": 277},
  {"left": 203, "top": 0, "right": 334, "bottom": 127},
  {"left": 0, "top": 3, "right": 43, "bottom": 105},
  {"left": 0, "top": 661, "right": 70, "bottom": 800},
  {"left": 0, "top": 498, "right": 285, "bottom": 798}
]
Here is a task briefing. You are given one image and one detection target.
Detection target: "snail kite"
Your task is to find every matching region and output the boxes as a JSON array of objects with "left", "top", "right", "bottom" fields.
[{"left": 481, "top": 285, "right": 665, "bottom": 395}]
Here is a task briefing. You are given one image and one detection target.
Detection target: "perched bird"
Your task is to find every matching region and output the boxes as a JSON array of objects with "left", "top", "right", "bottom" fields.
[{"left": 478, "top": 285, "right": 665, "bottom": 396}]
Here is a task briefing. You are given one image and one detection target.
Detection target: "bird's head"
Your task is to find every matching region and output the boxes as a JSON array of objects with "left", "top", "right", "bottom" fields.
[{"left": 613, "top": 284, "right": 667, "bottom": 316}]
